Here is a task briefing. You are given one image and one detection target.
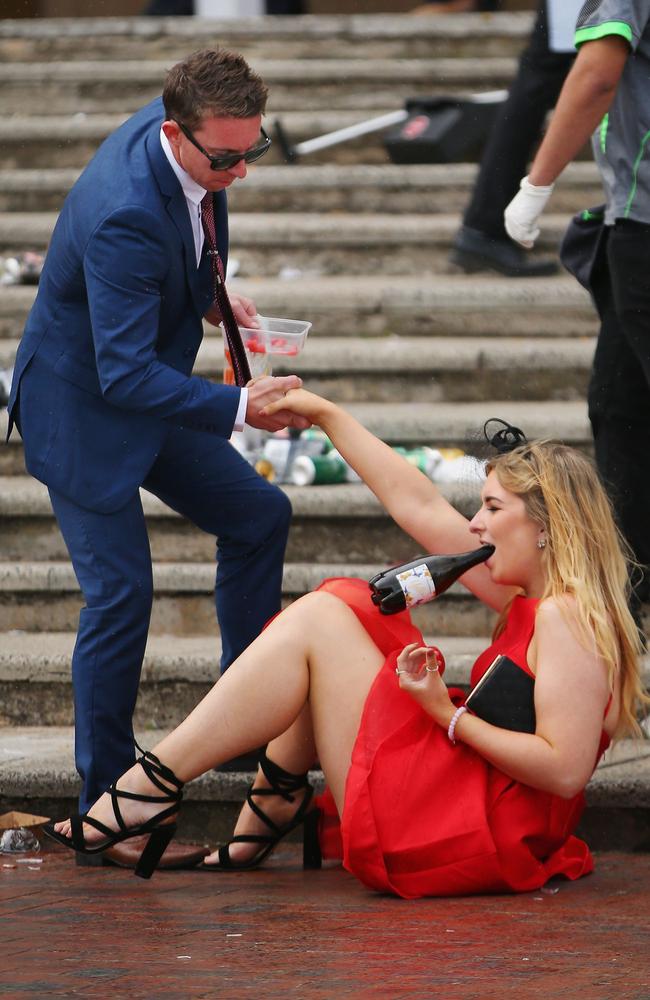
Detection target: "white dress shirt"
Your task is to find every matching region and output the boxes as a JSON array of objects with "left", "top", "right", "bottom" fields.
[
  {"left": 160, "top": 128, "right": 248, "bottom": 431},
  {"left": 547, "top": 0, "right": 584, "bottom": 53}
]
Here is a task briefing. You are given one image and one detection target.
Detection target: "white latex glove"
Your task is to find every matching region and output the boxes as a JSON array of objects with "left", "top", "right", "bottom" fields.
[{"left": 504, "top": 175, "right": 554, "bottom": 249}]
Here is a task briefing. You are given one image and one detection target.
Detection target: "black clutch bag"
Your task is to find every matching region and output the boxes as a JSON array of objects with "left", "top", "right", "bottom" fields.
[{"left": 465, "top": 654, "right": 536, "bottom": 734}]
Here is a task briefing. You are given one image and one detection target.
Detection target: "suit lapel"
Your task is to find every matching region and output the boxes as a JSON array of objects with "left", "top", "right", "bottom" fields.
[{"left": 146, "top": 130, "right": 213, "bottom": 315}]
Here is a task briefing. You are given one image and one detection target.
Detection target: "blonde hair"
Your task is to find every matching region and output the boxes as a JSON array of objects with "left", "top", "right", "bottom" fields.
[{"left": 487, "top": 440, "right": 648, "bottom": 739}]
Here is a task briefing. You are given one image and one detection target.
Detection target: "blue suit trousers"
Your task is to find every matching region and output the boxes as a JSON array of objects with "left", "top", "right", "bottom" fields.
[{"left": 49, "top": 424, "right": 291, "bottom": 812}]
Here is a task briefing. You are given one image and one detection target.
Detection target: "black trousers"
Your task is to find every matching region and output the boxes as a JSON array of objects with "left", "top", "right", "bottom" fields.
[
  {"left": 589, "top": 221, "right": 650, "bottom": 602},
  {"left": 464, "top": 1, "right": 574, "bottom": 239}
]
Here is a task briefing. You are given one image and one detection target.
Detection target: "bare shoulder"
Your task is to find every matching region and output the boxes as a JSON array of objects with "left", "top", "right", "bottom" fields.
[
  {"left": 536, "top": 594, "right": 579, "bottom": 628},
  {"left": 534, "top": 594, "right": 599, "bottom": 658}
]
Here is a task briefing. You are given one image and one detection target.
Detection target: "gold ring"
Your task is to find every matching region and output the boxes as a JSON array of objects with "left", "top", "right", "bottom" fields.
[{"left": 425, "top": 665, "right": 439, "bottom": 673}]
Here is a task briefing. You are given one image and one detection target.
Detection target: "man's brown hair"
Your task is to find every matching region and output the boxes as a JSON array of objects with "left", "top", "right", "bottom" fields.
[{"left": 163, "top": 49, "right": 268, "bottom": 128}]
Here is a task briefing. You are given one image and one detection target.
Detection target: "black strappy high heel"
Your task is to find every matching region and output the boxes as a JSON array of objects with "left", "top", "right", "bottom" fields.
[
  {"left": 202, "top": 751, "right": 322, "bottom": 872},
  {"left": 43, "top": 745, "right": 184, "bottom": 880}
]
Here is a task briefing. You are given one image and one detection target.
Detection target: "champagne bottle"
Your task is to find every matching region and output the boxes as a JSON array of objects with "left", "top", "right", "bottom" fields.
[{"left": 368, "top": 545, "right": 495, "bottom": 615}]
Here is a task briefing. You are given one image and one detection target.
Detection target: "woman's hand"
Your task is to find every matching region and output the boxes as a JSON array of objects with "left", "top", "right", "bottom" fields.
[
  {"left": 395, "top": 642, "right": 455, "bottom": 728},
  {"left": 262, "top": 387, "right": 334, "bottom": 426}
]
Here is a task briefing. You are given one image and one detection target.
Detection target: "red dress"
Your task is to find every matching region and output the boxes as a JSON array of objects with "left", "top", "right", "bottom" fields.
[{"left": 315, "top": 577, "right": 609, "bottom": 899}]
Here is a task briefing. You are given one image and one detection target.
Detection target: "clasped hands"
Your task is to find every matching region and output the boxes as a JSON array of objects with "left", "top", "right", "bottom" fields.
[
  {"left": 246, "top": 375, "right": 312, "bottom": 432},
  {"left": 395, "top": 642, "right": 455, "bottom": 728}
]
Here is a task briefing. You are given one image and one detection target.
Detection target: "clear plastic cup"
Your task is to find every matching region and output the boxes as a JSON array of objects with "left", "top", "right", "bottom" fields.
[{"left": 222, "top": 315, "right": 311, "bottom": 384}]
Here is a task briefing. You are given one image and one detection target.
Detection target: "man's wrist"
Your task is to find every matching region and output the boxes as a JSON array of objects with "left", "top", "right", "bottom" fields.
[{"left": 526, "top": 170, "right": 555, "bottom": 189}]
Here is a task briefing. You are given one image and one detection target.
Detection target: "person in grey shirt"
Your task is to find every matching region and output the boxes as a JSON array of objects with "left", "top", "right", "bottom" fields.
[
  {"left": 451, "top": 0, "right": 583, "bottom": 277},
  {"left": 504, "top": 0, "right": 650, "bottom": 615}
]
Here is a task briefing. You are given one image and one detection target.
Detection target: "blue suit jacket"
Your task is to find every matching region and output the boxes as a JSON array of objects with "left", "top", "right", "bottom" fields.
[{"left": 8, "top": 97, "right": 241, "bottom": 513}]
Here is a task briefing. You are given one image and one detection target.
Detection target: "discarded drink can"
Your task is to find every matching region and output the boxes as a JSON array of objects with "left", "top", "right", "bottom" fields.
[
  {"left": 290, "top": 453, "right": 349, "bottom": 485},
  {"left": 263, "top": 436, "right": 293, "bottom": 481},
  {"left": 300, "top": 428, "right": 333, "bottom": 454},
  {"left": 394, "top": 446, "right": 441, "bottom": 479}
]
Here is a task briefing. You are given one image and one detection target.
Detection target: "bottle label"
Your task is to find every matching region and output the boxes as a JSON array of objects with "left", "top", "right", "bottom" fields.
[{"left": 396, "top": 564, "right": 437, "bottom": 607}]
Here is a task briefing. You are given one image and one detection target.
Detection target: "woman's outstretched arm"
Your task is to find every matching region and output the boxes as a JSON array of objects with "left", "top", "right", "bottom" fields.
[{"left": 265, "top": 389, "right": 514, "bottom": 611}]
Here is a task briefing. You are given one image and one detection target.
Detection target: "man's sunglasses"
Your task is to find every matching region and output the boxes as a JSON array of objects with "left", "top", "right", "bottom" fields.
[{"left": 175, "top": 121, "right": 271, "bottom": 171}]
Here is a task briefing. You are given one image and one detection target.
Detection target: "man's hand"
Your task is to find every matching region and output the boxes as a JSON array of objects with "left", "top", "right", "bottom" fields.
[
  {"left": 504, "top": 175, "right": 554, "bottom": 249},
  {"left": 229, "top": 292, "right": 260, "bottom": 329},
  {"left": 246, "top": 375, "right": 311, "bottom": 432},
  {"left": 205, "top": 292, "right": 260, "bottom": 329}
]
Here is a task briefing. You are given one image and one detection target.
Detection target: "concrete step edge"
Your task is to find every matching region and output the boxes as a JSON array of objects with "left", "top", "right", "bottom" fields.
[
  {"left": 3, "top": 631, "right": 649, "bottom": 690},
  {"left": 0, "top": 162, "right": 602, "bottom": 195},
  {"left": 0, "top": 211, "right": 573, "bottom": 245},
  {"left": 0, "top": 13, "right": 535, "bottom": 43},
  {"left": 0, "top": 336, "right": 597, "bottom": 375},
  {"left": 0, "top": 57, "right": 518, "bottom": 83},
  {"left": 0, "top": 631, "right": 489, "bottom": 687},
  {"left": 0, "top": 403, "right": 592, "bottom": 460},
  {"left": 2, "top": 725, "right": 648, "bottom": 807},
  {"left": 0, "top": 109, "right": 493, "bottom": 140},
  {"left": 0, "top": 477, "right": 476, "bottom": 519},
  {"left": 0, "top": 276, "right": 593, "bottom": 318},
  {"left": 0, "top": 560, "right": 474, "bottom": 597},
  {"left": 0, "top": 401, "right": 593, "bottom": 450}
]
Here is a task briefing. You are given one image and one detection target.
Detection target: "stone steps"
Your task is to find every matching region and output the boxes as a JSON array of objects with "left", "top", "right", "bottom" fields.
[
  {"left": 0, "top": 13, "right": 535, "bottom": 62},
  {"left": 0, "top": 108, "right": 589, "bottom": 168},
  {"left": 0, "top": 476, "right": 480, "bottom": 563},
  {"left": 3, "top": 629, "right": 649, "bottom": 730},
  {"left": 0, "top": 399, "right": 592, "bottom": 477},
  {"left": 2, "top": 14, "right": 649, "bottom": 853},
  {"left": 0, "top": 559, "right": 498, "bottom": 637},
  {"left": 0, "top": 335, "right": 595, "bottom": 403},
  {"left": 3, "top": 725, "right": 649, "bottom": 849},
  {"left": 0, "top": 276, "right": 596, "bottom": 342},
  {"left": 0, "top": 111, "right": 413, "bottom": 169},
  {"left": 0, "top": 631, "right": 491, "bottom": 728},
  {"left": 0, "top": 57, "right": 518, "bottom": 116},
  {"left": 0, "top": 110, "right": 442, "bottom": 169},
  {"left": 0, "top": 163, "right": 603, "bottom": 215},
  {"left": 0, "top": 211, "right": 570, "bottom": 275}
]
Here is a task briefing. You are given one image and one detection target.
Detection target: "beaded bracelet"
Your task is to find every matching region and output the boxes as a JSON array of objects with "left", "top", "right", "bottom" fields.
[{"left": 447, "top": 705, "right": 468, "bottom": 744}]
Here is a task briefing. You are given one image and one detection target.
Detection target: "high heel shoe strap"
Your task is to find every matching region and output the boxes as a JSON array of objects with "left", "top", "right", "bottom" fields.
[
  {"left": 258, "top": 751, "right": 310, "bottom": 802},
  {"left": 134, "top": 739, "right": 184, "bottom": 793},
  {"left": 247, "top": 782, "right": 314, "bottom": 837},
  {"left": 69, "top": 811, "right": 120, "bottom": 848}
]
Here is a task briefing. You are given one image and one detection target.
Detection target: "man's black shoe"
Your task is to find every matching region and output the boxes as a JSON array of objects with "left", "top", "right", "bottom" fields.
[{"left": 450, "top": 225, "right": 559, "bottom": 277}]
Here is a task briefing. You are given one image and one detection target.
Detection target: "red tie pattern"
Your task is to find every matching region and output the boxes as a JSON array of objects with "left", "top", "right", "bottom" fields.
[{"left": 201, "top": 192, "right": 251, "bottom": 386}]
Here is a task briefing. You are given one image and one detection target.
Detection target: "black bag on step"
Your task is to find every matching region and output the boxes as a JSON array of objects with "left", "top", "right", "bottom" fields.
[{"left": 383, "top": 94, "right": 505, "bottom": 165}]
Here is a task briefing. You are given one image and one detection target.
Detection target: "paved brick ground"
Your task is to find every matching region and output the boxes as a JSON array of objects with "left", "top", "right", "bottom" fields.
[{"left": 2, "top": 844, "right": 650, "bottom": 999}]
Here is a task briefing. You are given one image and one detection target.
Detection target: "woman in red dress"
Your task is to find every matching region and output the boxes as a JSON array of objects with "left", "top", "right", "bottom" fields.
[{"left": 46, "top": 391, "right": 647, "bottom": 895}]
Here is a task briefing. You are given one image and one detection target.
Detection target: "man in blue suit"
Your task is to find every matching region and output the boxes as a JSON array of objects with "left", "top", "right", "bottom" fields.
[{"left": 8, "top": 49, "right": 308, "bottom": 866}]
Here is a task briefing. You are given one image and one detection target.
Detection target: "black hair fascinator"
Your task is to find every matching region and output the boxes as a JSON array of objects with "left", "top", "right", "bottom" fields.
[{"left": 483, "top": 418, "right": 528, "bottom": 454}]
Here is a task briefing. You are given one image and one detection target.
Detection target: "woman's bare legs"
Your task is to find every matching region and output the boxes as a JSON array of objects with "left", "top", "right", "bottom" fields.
[
  {"left": 54, "top": 592, "right": 384, "bottom": 844},
  {"left": 204, "top": 705, "right": 317, "bottom": 865}
]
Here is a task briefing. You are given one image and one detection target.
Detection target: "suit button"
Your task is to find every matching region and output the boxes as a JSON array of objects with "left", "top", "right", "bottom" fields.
[{"left": 183, "top": 348, "right": 193, "bottom": 357}]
